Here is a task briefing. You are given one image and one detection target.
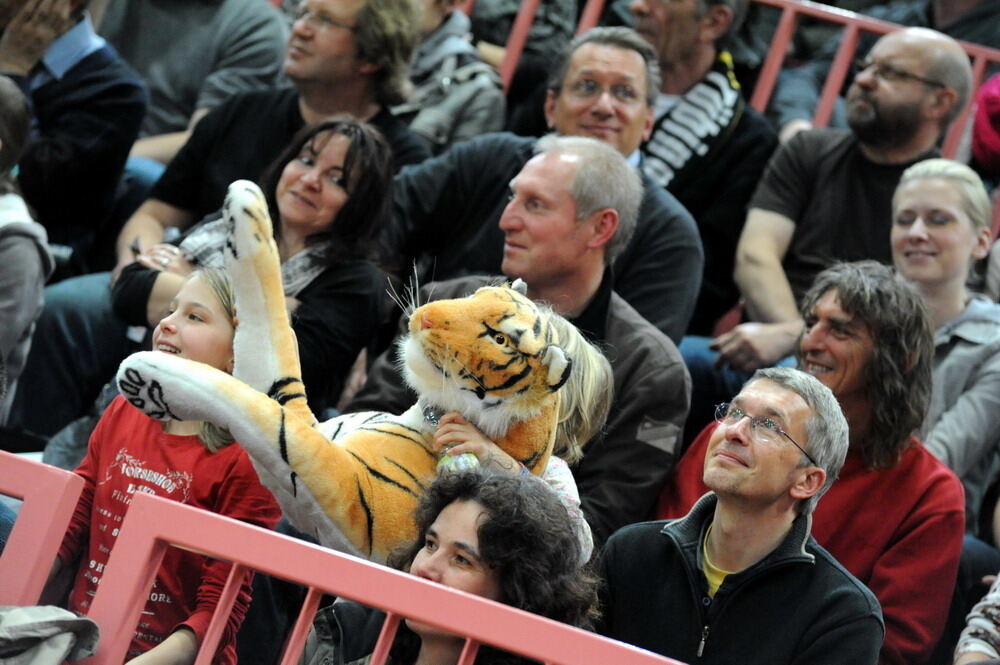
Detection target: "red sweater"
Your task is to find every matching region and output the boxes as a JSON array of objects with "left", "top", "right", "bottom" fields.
[
  {"left": 657, "top": 422, "right": 965, "bottom": 665},
  {"left": 59, "top": 396, "right": 281, "bottom": 664}
]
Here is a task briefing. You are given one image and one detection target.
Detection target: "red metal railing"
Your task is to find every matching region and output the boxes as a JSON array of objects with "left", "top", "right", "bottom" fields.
[
  {"left": 78, "top": 493, "right": 685, "bottom": 665},
  {"left": 0, "top": 451, "right": 84, "bottom": 605}
]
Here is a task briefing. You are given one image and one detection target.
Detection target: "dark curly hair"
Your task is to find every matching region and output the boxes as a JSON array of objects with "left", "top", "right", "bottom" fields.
[
  {"left": 258, "top": 115, "right": 393, "bottom": 267},
  {"left": 386, "top": 470, "right": 599, "bottom": 665},
  {"left": 797, "top": 261, "right": 934, "bottom": 469}
]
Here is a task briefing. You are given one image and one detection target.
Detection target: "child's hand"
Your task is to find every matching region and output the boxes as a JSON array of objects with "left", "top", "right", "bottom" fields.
[{"left": 433, "top": 412, "right": 520, "bottom": 473}]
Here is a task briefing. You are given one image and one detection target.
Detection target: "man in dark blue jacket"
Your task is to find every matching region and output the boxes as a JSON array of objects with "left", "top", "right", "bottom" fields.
[{"left": 0, "top": 0, "right": 145, "bottom": 273}]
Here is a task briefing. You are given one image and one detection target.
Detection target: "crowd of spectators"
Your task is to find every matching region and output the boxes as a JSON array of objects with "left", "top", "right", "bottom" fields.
[{"left": 4, "top": 0, "right": 1000, "bottom": 663}]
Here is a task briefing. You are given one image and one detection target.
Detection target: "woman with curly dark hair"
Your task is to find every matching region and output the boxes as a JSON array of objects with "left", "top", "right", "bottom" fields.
[{"left": 299, "top": 469, "right": 599, "bottom": 665}]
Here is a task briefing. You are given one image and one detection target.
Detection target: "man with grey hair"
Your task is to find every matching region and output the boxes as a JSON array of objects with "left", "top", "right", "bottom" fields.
[
  {"left": 599, "top": 367, "right": 883, "bottom": 665},
  {"left": 352, "top": 133, "right": 690, "bottom": 545},
  {"left": 630, "top": 0, "right": 778, "bottom": 334},
  {"left": 385, "top": 25, "right": 703, "bottom": 345}
]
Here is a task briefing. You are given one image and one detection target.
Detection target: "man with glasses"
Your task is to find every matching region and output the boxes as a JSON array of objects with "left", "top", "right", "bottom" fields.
[
  {"left": 660, "top": 261, "right": 965, "bottom": 665},
  {"left": 599, "top": 366, "right": 884, "bottom": 665},
  {"left": 772, "top": 0, "right": 999, "bottom": 143},
  {"left": 679, "top": 27, "right": 971, "bottom": 438}
]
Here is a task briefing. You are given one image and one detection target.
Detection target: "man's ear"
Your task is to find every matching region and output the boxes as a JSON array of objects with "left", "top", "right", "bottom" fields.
[
  {"left": 543, "top": 89, "right": 558, "bottom": 130},
  {"left": 585, "top": 209, "right": 619, "bottom": 251},
  {"left": 699, "top": 4, "right": 733, "bottom": 45},
  {"left": 789, "top": 466, "right": 826, "bottom": 503},
  {"left": 925, "top": 87, "right": 959, "bottom": 123}
]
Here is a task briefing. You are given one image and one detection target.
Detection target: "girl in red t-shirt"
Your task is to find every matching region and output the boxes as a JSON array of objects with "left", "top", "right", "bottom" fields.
[{"left": 54, "top": 268, "right": 280, "bottom": 665}]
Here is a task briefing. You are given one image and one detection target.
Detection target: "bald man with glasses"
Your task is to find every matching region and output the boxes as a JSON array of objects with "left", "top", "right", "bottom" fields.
[{"left": 598, "top": 366, "right": 883, "bottom": 665}]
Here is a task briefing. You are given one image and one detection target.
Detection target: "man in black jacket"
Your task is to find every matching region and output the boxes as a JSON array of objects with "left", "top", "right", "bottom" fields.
[{"left": 599, "top": 366, "right": 884, "bottom": 665}]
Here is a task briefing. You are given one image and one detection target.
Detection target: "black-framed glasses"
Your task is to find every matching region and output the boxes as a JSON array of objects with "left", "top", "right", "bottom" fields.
[
  {"left": 852, "top": 58, "right": 945, "bottom": 89},
  {"left": 714, "top": 403, "right": 818, "bottom": 466}
]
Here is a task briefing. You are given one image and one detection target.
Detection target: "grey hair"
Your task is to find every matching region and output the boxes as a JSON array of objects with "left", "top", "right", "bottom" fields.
[
  {"left": 698, "top": 0, "right": 748, "bottom": 48},
  {"left": 535, "top": 134, "right": 641, "bottom": 264},
  {"left": 894, "top": 158, "right": 991, "bottom": 231},
  {"left": 547, "top": 27, "right": 661, "bottom": 107},
  {"left": 748, "top": 367, "right": 849, "bottom": 515}
]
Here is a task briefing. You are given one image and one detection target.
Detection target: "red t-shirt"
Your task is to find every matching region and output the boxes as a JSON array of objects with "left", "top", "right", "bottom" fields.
[{"left": 59, "top": 396, "right": 281, "bottom": 663}]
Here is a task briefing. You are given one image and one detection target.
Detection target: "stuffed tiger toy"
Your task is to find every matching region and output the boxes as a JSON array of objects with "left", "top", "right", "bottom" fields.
[{"left": 117, "top": 180, "right": 607, "bottom": 563}]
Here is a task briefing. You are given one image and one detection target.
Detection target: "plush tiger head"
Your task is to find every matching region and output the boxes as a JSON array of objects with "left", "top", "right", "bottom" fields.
[{"left": 400, "top": 281, "right": 572, "bottom": 443}]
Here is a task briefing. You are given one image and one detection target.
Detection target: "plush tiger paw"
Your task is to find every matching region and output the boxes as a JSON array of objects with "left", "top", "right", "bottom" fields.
[
  {"left": 117, "top": 351, "right": 233, "bottom": 425},
  {"left": 117, "top": 357, "right": 182, "bottom": 422},
  {"left": 222, "top": 179, "right": 279, "bottom": 284}
]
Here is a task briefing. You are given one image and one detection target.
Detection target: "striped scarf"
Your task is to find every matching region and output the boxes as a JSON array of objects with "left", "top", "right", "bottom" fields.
[{"left": 641, "top": 51, "right": 745, "bottom": 190}]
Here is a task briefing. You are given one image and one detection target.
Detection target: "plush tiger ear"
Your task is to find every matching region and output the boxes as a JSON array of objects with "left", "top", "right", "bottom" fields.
[
  {"left": 510, "top": 279, "right": 528, "bottom": 295},
  {"left": 542, "top": 344, "right": 572, "bottom": 392}
]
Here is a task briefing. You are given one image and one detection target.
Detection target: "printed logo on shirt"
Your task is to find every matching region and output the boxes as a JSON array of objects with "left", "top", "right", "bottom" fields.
[{"left": 102, "top": 448, "right": 193, "bottom": 503}]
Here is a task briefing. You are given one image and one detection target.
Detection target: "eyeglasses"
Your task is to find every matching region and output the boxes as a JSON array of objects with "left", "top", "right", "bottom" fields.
[
  {"left": 564, "top": 78, "right": 644, "bottom": 106},
  {"left": 293, "top": 5, "right": 356, "bottom": 31},
  {"left": 852, "top": 58, "right": 945, "bottom": 89},
  {"left": 714, "top": 403, "right": 818, "bottom": 466}
]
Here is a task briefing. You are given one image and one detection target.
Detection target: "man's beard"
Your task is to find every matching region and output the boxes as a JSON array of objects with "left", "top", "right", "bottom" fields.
[{"left": 846, "top": 90, "right": 922, "bottom": 149}]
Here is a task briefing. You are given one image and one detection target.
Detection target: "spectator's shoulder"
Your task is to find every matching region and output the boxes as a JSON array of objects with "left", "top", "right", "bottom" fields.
[
  {"left": 807, "top": 537, "right": 884, "bottom": 619},
  {"left": 199, "top": 86, "right": 297, "bottom": 124},
  {"left": 638, "top": 173, "right": 698, "bottom": 234},
  {"left": 901, "top": 438, "right": 965, "bottom": 500},
  {"left": 458, "top": 131, "right": 535, "bottom": 157},
  {"left": 607, "top": 518, "right": 672, "bottom": 548},
  {"left": 605, "top": 293, "right": 684, "bottom": 370},
  {"left": 418, "top": 275, "right": 502, "bottom": 302},
  {"left": 75, "top": 43, "right": 144, "bottom": 90},
  {"left": 787, "top": 127, "right": 854, "bottom": 156},
  {"left": 735, "top": 104, "right": 778, "bottom": 148},
  {"left": 221, "top": 0, "right": 286, "bottom": 27}
]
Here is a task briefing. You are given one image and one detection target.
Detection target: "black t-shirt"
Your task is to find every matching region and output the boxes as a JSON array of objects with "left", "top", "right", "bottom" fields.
[{"left": 750, "top": 128, "right": 936, "bottom": 304}]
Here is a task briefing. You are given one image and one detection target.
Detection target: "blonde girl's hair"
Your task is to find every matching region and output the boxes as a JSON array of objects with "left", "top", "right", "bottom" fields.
[
  {"left": 188, "top": 268, "right": 237, "bottom": 452},
  {"left": 546, "top": 312, "right": 613, "bottom": 463},
  {"left": 894, "top": 158, "right": 992, "bottom": 231}
]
